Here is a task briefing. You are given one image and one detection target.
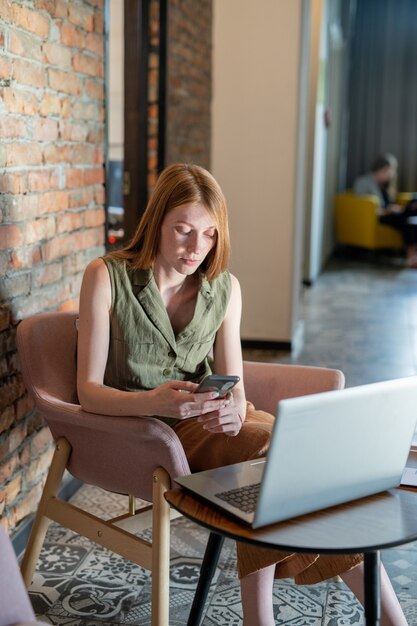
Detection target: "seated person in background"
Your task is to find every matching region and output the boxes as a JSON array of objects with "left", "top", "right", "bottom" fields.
[{"left": 353, "top": 154, "right": 417, "bottom": 267}]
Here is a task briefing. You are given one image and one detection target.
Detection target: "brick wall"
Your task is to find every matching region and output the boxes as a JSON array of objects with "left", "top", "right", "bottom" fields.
[
  {"left": 166, "top": 0, "right": 212, "bottom": 169},
  {"left": 0, "top": 0, "right": 105, "bottom": 533}
]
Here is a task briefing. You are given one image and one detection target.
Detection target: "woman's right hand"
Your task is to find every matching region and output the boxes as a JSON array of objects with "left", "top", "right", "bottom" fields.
[{"left": 146, "top": 380, "right": 226, "bottom": 420}]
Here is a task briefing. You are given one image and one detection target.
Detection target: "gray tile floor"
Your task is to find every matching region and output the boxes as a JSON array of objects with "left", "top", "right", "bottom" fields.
[{"left": 30, "top": 255, "right": 417, "bottom": 625}]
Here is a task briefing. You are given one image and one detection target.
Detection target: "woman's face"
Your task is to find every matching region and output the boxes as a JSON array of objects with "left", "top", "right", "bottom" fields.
[{"left": 156, "top": 202, "right": 217, "bottom": 276}]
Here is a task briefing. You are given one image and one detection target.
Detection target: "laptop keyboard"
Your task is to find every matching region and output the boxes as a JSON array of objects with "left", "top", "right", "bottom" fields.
[{"left": 215, "top": 482, "right": 261, "bottom": 514}]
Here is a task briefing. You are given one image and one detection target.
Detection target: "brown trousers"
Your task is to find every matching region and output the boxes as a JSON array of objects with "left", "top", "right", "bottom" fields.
[{"left": 173, "top": 402, "right": 362, "bottom": 582}]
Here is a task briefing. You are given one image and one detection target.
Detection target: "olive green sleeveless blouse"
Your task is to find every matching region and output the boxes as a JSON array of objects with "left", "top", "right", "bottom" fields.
[{"left": 103, "top": 257, "right": 232, "bottom": 402}]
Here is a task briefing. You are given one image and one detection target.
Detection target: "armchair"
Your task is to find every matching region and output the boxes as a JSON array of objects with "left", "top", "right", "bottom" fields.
[
  {"left": 16, "top": 311, "right": 344, "bottom": 626},
  {"left": 334, "top": 192, "right": 404, "bottom": 250}
]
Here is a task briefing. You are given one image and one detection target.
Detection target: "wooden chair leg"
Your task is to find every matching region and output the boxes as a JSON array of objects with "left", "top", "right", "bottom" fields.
[
  {"left": 21, "top": 437, "right": 71, "bottom": 587},
  {"left": 152, "top": 467, "right": 171, "bottom": 626}
]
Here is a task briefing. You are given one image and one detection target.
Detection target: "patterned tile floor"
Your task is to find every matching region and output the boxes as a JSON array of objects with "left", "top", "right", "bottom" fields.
[{"left": 30, "top": 254, "right": 417, "bottom": 625}]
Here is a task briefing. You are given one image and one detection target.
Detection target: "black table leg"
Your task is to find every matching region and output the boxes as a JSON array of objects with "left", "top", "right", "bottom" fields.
[
  {"left": 187, "top": 532, "right": 224, "bottom": 626},
  {"left": 364, "top": 551, "right": 381, "bottom": 626}
]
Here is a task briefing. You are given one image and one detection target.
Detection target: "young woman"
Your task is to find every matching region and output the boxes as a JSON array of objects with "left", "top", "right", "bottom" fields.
[{"left": 77, "top": 163, "right": 407, "bottom": 626}]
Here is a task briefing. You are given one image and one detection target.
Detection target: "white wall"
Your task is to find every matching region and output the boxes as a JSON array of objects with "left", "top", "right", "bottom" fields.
[{"left": 212, "top": 0, "right": 309, "bottom": 343}]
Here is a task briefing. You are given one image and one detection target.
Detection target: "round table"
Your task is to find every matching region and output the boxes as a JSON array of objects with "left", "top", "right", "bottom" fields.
[{"left": 165, "top": 486, "right": 417, "bottom": 626}]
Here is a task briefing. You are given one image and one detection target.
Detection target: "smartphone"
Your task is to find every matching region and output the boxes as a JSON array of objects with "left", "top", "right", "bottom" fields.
[{"left": 196, "top": 374, "right": 240, "bottom": 398}]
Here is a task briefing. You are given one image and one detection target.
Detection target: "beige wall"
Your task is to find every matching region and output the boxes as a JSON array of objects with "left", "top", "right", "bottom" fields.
[
  {"left": 108, "top": 0, "right": 124, "bottom": 161},
  {"left": 212, "top": 0, "right": 308, "bottom": 343}
]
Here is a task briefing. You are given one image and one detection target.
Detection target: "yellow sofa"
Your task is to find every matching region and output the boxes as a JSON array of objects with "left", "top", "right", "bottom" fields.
[{"left": 334, "top": 192, "right": 413, "bottom": 251}]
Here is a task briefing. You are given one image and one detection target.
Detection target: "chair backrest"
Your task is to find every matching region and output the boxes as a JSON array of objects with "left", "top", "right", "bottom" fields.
[
  {"left": 243, "top": 361, "right": 344, "bottom": 415},
  {"left": 0, "top": 526, "right": 37, "bottom": 626},
  {"left": 17, "top": 311, "right": 79, "bottom": 406}
]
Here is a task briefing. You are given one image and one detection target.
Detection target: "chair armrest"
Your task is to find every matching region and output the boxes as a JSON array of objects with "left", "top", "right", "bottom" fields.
[
  {"left": 33, "top": 394, "right": 190, "bottom": 502},
  {"left": 243, "top": 361, "right": 344, "bottom": 415}
]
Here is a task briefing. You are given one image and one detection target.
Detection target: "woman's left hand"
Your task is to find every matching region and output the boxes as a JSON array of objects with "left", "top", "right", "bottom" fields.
[{"left": 196, "top": 392, "right": 244, "bottom": 436}]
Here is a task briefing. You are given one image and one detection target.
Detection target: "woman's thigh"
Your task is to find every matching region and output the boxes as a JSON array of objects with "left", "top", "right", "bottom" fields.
[{"left": 173, "top": 402, "right": 274, "bottom": 472}]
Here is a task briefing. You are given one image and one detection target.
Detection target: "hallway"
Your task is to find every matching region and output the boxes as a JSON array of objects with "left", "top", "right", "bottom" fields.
[{"left": 29, "top": 258, "right": 417, "bottom": 625}]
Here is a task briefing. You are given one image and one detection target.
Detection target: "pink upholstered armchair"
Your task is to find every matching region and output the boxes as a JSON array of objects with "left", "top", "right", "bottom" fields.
[{"left": 16, "top": 311, "right": 344, "bottom": 626}]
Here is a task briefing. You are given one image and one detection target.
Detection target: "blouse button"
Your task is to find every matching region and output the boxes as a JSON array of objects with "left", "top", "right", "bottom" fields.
[
  {"left": 163, "top": 368, "right": 171, "bottom": 376},
  {"left": 168, "top": 351, "right": 175, "bottom": 358}
]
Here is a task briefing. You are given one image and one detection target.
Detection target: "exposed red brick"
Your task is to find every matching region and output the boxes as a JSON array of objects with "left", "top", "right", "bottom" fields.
[
  {"left": 84, "top": 32, "right": 104, "bottom": 56},
  {"left": 43, "top": 143, "right": 72, "bottom": 163},
  {"left": 59, "top": 23, "right": 85, "bottom": 48},
  {"left": 84, "top": 167, "right": 105, "bottom": 185},
  {"left": 0, "top": 224, "right": 23, "bottom": 249},
  {"left": 48, "top": 67, "right": 83, "bottom": 95},
  {"left": 39, "top": 92, "right": 61, "bottom": 116},
  {"left": 0, "top": 116, "right": 26, "bottom": 139},
  {"left": 9, "top": 244, "right": 42, "bottom": 270},
  {"left": 68, "top": 187, "right": 94, "bottom": 208},
  {"left": 3, "top": 194, "right": 41, "bottom": 222},
  {"left": 85, "top": 78, "right": 104, "bottom": 100},
  {"left": 0, "top": 453, "right": 19, "bottom": 485},
  {"left": 42, "top": 190, "right": 70, "bottom": 213},
  {"left": 9, "top": 482, "right": 43, "bottom": 528},
  {"left": 0, "top": 54, "right": 11, "bottom": 79},
  {"left": 68, "top": 3, "right": 94, "bottom": 30},
  {"left": 15, "top": 393, "right": 35, "bottom": 421},
  {"left": 33, "top": 117, "right": 59, "bottom": 142},
  {"left": 32, "top": 261, "right": 62, "bottom": 286},
  {"left": 0, "top": 0, "right": 12, "bottom": 21},
  {"left": 26, "top": 447, "right": 54, "bottom": 484},
  {"left": 72, "top": 100, "right": 98, "bottom": 120},
  {"left": 65, "top": 168, "right": 84, "bottom": 188},
  {"left": 30, "top": 426, "right": 53, "bottom": 456},
  {"left": 59, "top": 120, "right": 88, "bottom": 142},
  {"left": 72, "top": 51, "right": 103, "bottom": 77},
  {"left": 87, "top": 124, "right": 104, "bottom": 143},
  {"left": 56, "top": 211, "right": 83, "bottom": 234},
  {"left": 4, "top": 475, "right": 22, "bottom": 505},
  {"left": 27, "top": 169, "right": 60, "bottom": 193},
  {"left": 2, "top": 0, "right": 105, "bottom": 534},
  {"left": 71, "top": 143, "right": 95, "bottom": 164},
  {"left": 9, "top": 28, "right": 42, "bottom": 61},
  {"left": 0, "top": 405, "right": 15, "bottom": 434},
  {"left": 2, "top": 272, "right": 31, "bottom": 299},
  {"left": 25, "top": 216, "right": 56, "bottom": 244},
  {"left": 93, "top": 11, "right": 104, "bottom": 34},
  {"left": 2, "top": 87, "right": 39, "bottom": 115},
  {"left": 6, "top": 143, "right": 43, "bottom": 167},
  {"left": 12, "top": 4, "right": 49, "bottom": 38},
  {"left": 13, "top": 58, "right": 46, "bottom": 89},
  {"left": 0, "top": 419, "right": 27, "bottom": 454},
  {"left": 95, "top": 186, "right": 105, "bottom": 204},
  {"left": 84, "top": 207, "right": 105, "bottom": 228},
  {"left": 0, "top": 172, "right": 27, "bottom": 194},
  {"left": 35, "top": 0, "right": 67, "bottom": 18},
  {"left": 42, "top": 41, "right": 72, "bottom": 68}
]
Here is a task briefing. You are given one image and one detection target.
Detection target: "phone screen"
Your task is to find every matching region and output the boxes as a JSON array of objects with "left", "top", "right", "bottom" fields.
[{"left": 196, "top": 375, "right": 240, "bottom": 397}]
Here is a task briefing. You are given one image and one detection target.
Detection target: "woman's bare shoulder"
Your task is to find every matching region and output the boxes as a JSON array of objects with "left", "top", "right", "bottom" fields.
[
  {"left": 229, "top": 273, "right": 241, "bottom": 295},
  {"left": 84, "top": 257, "right": 107, "bottom": 276}
]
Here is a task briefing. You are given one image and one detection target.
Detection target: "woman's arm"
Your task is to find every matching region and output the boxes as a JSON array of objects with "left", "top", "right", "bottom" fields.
[
  {"left": 196, "top": 274, "right": 246, "bottom": 436},
  {"left": 77, "top": 259, "right": 225, "bottom": 419}
]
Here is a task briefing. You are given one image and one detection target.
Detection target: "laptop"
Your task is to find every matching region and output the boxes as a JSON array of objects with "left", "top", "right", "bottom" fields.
[{"left": 175, "top": 376, "right": 417, "bottom": 528}]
